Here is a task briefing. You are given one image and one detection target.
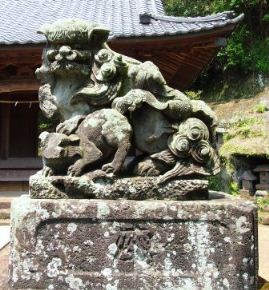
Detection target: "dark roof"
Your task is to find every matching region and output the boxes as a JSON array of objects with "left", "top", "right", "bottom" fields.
[
  {"left": 254, "top": 165, "right": 269, "bottom": 172},
  {"left": 0, "top": 0, "right": 244, "bottom": 46},
  {"left": 241, "top": 170, "right": 257, "bottom": 181}
]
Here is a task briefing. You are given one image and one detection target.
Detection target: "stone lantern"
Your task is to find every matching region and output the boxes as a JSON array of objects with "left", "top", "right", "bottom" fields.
[
  {"left": 241, "top": 170, "right": 257, "bottom": 193},
  {"left": 254, "top": 165, "right": 269, "bottom": 191}
]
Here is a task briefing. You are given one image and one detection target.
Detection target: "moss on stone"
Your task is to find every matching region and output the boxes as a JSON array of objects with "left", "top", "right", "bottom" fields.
[{"left": 220, "top": 115, "right": 269, "bottom": 158}]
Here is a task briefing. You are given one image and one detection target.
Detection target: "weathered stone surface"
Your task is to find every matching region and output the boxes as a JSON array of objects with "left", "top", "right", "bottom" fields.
[
  {"left": 255, "top": 190, "right": 269, "bottom": 197},
  {"left": 32, "top": 19, "right": 221, "bottom": 198},
  {"left": 30, "top": 172, "right": 208, "bottom": 200},
  {"left": 10, "top": 194, "right": 258, "bottom": 290}
]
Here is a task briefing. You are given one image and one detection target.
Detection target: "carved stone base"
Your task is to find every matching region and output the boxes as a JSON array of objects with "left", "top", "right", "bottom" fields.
[
  {"left": 10, "top": 194, "right": 258, "bottom": 290},
  {"left": 29, "top": 171, "right": 209, "bottom": 200}
]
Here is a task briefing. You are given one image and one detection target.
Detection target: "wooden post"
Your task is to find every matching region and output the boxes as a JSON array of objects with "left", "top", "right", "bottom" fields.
[{"left": 0, "top": 103, "right": 10, "bottom": 159}]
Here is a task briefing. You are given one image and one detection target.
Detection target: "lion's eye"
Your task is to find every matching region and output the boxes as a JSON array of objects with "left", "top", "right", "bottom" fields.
[
  {"left": 96, "top": 63, "right": 116, "bottom": 81},
  {"left": 95, "top": 49, "right": 112, "bottom": 64},
  {"left": 47, "top": 49, "right": 58, "bottom": 61},
  {"left": 66, "top": 51, "right": 77, "bottom": 61}
]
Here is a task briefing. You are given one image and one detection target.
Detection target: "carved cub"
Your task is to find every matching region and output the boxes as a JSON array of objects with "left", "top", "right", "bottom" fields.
[{"left": 40, "top": 109, "right": 132, "bottom": 177}]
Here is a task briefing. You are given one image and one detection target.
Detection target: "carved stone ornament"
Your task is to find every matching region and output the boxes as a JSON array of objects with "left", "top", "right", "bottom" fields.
[{"left": 31, "top": 19, "right": 221, "bottom": 199}]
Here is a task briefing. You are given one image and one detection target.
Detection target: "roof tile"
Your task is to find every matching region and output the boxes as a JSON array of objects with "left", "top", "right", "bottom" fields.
[{"left": 0, "top": 0, "right": 243, "bottom": 45}]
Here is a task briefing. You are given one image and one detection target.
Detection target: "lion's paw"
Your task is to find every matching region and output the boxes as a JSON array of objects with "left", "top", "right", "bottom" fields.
[{"left": 68, "top": 164, "right": 82, "bottom": 177}]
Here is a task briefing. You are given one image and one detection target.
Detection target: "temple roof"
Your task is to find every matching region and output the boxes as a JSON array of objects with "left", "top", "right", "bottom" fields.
[
  {"left": 254, "top": 165, "right": 269, "bottom": 172},
  {"left": 241, "top": 170, "right": 257, "bottom": 181},
  {"left": 0, "top": 0, "right": 243, "bottom": 45}
]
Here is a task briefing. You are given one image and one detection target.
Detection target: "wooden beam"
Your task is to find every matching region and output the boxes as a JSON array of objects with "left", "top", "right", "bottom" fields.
[
  {"left": 0, "top": 79, "right": 39, "bottom": 93},
  {"left": 0, "top": 157, "right": 42, "bottom": 169},
  {"left": 170, "top": 47, "right": 218, "bottom": 89},
  {"left": 0, "top": 103, "right": 10, "bottom": 159},
  {"left": 0, "top": 46, "right": 42, "bottom": 66},
  {"left": 0, "top": 54, "right": 41, "bottom": 66},
  {"left": 110, "top": 25, "right": 235, "bottom": 52},
  {"left": 0, "top": 30, "right": 229, "bottom": 92}
]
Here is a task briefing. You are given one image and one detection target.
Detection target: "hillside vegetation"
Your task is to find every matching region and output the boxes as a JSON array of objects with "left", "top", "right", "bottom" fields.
[
  {"left": 165, "top": 0, "right": 269, "bottom": 101},
  {"left": 165, "top": 0, "right": 269, "bottom": 195}
]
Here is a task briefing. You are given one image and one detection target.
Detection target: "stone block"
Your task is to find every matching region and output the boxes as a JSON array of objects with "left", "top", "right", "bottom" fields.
[
  {"left": 256, "top": 184, "right": 269, "bottom": 190},
  {"left": 10, "top": 194, "right": 258, "bottom": 290},
  {"left": 255, "top": 190, "right": 269, "bottom": 197},
  {"left": 260, "top": 216, "right": 269, "bottom": 225}
]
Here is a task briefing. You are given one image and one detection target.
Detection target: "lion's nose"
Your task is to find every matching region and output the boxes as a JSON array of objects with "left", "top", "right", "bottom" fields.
[{"left": 59, "top": 45, "right": 72, "bottom": 57}]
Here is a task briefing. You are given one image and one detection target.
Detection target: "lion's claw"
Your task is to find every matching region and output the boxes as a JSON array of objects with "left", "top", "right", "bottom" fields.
[
  {"left": 68, "top": 164, "right": 82, "bottom": 177},
  {"left": 42, "top": 166, "right": 53, "bottom": 177},
  {"left": 102, "top": 163, "right": 116, "bottom": 174}
]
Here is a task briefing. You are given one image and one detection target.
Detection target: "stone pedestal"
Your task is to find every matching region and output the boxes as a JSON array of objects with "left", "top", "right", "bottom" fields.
[{"left": 10, "top": 194, "right": 258, "bottom": 290}]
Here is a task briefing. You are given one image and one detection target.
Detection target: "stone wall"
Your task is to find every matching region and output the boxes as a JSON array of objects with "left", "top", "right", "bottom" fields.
[{"left": 9, "top": 194, "right": 258, "bottom": 290}]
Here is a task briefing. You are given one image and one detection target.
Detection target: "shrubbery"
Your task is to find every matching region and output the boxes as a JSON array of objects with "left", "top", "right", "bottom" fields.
[{"left": 165, "top": 0, "right": 269, "bottom": 76}]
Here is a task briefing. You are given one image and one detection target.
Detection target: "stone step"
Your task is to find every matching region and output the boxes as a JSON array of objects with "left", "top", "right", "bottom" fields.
[
  {"left": 0, "top": 210, "right": 10, "bottom": 220},
  {"left": 0, "top": 197, "right": 12, "bottom": 220},
  {"left": 0, "top": 219, "right": 10, "bottom": 225},
  {"left": 260, "top": 217, "right": 269, "bottom": 225},
  {"left": 263, "top": 205, "right": 269, "bottom": 213},
  {"left": 256, "top": 184, "right": 269, "bottom": 191},
  {"left": 259, "top": 212, "right": 269, "bottom": 225},
  {"left": 0, "top": 225, "right": 10, "bottom": 250},
  {"left": 0, "top": 198, "right": 11, "bottom": 210},
  {"left": 0, "top": 195, "right": 27, "bottom": 220}
]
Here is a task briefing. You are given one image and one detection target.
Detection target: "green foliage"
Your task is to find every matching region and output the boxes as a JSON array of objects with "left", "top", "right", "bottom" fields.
[
  {"left": 206, "top": 156, "right": 232, "bottom": 193},
  {"left": 184, "top": 90, "right": 202, "bottom": 100},
  {"left": 200, "top": 74, "right": 262, "bottom": 102},
  {"left": 224, "top": 116, "right": 264, "bottom": 140},
  {"left": 256, "top": 197, "right": 269, "bottom": 211},
  {"left": 220, "top": 34, "right": 269, "bottom": 74},
  {"left": 37, "top": 113, "right": 56, "bottom": 157},
  {"left": 229, "top": 181, "right": 240, "bottom": 196},
  {"left": 254, "top": 102, "right": 267, "bottom": 113},
  {"left": 164, "top": 0, "right": 269, "bottom": 75},
  {"left": 207, "top": 173, "right": 236, "bottom": 193},
  {"left": 251, "top": 38, "right": 269, "bottom": 74},
  {"left": 165, "top": 0, "right": 228, "bottom": 17},
  {"left": 164, "top": 1, "right": 269, "bottom": 197},
  {"left": 263, "top": 13, "right": 269, "bottom": 21},
  {"left": 207, "top": 159, "right": 241, "bottom": 196},
  {"left": 217, "top": 25, "right": 252, "bottom": 72},
  {"left": 37, "top": 112, "right": 56, "bottom": 135},
  {"left": 220, "top": 114, "right": 269, "bottom": 158},
  {"left": 207, "top": 174, "right": 223, "bottom": 191}
]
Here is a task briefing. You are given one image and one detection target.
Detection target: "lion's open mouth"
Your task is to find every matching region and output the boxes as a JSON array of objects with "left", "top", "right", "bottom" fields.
[{"left": 50, "top": 60, "right": 91, "bottom": 75}]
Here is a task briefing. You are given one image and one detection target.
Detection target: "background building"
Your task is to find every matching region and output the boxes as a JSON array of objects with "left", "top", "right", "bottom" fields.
[{"left": 0, "top": 0, "right": 242, "bottom": 193}]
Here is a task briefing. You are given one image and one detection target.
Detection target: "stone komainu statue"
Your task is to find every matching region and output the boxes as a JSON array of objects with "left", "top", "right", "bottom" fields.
[{"left": 31, "top": 19, "right": 220, "bottom": 199}]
